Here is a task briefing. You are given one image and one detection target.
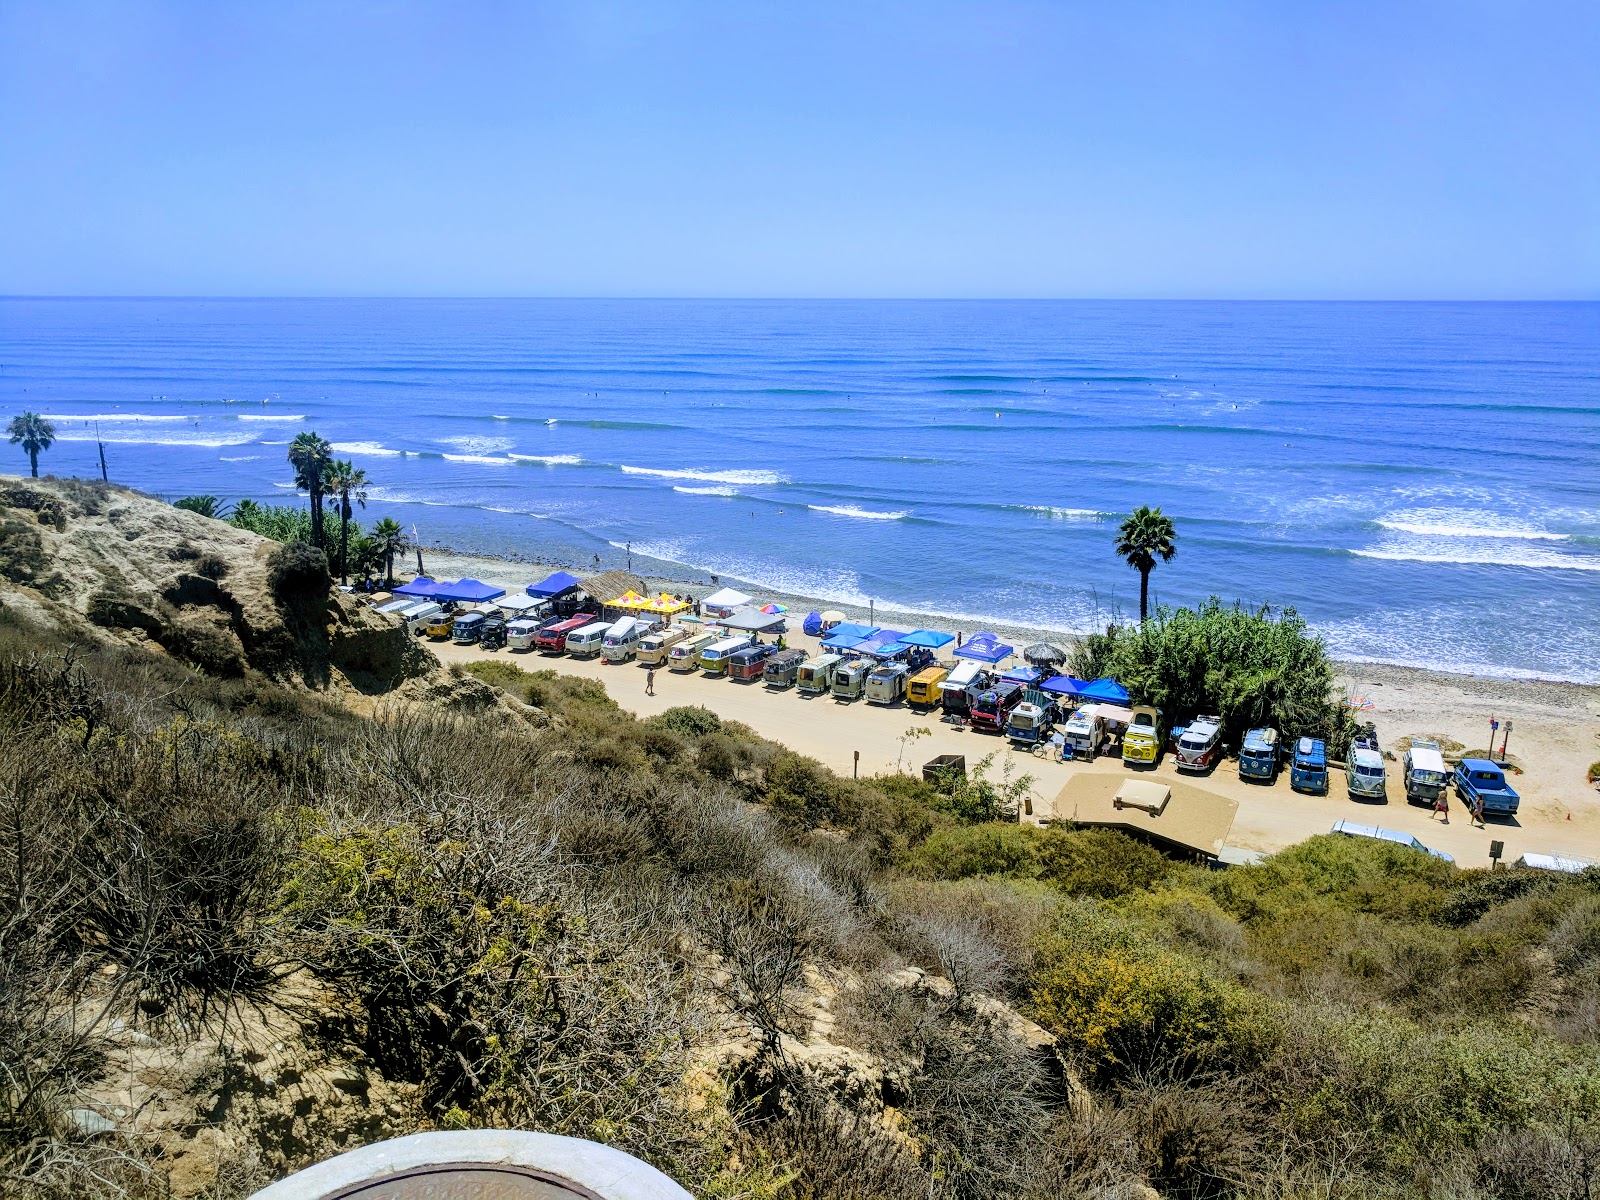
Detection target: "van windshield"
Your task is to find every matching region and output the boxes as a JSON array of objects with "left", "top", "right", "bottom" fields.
[{"left": 1356, "top": 765, "right": 1384, "bottom": 778}]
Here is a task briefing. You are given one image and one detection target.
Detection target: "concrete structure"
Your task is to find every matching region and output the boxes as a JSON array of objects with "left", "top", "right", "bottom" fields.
[
  {"left": 250, "top": 1130, "right": 694, "bottom": 1200},
  {"left": 1046, "top": 772, "right": 1239, "bottom": 860}
]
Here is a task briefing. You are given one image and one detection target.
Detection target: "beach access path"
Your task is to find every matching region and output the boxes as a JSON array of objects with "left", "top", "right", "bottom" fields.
[{"left": 424, "top": 623, "right": 1600, "bottom": 869}]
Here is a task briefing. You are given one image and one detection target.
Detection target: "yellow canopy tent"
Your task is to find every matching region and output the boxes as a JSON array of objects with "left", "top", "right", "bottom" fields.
[
  {"left": 639, "top": 593, "right": 691, "bottom": 616},
  {"left": 605, "top": 590, "right": 651, "bottom": 610}
]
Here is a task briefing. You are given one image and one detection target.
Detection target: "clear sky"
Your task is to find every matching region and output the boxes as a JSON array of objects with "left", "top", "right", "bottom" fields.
[{"left": 1, "top": 1, "right": 1595, "bottom": 299}]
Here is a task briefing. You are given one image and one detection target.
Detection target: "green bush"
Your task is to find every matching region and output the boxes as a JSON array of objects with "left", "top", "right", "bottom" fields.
[
  {"left": 1072, "top": 597, "right": 1352, "bottom": 748},
  {"left": 1035, "top": 827, "right": 1176, "bottom": 899},
  {"left": 903, "top": 823, "right": 1036, "bottom": 881},
  {"left": 653, "top": 704, "right": 723, "bottom": 738}
]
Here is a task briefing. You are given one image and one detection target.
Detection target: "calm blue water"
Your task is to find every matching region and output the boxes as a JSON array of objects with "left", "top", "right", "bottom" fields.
[{"left": 2, "top": 298, "right": 1596, "bottom": 682}]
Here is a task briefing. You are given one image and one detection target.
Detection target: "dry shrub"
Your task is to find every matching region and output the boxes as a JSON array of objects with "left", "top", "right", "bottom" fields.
[{"left": 742, "top": 1092, "right": 927, "bottom": 1200}]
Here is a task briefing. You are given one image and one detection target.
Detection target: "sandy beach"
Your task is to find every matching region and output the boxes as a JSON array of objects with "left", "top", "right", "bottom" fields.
[{"left": 415, "top": 549, "right": 1600, "bottom": 866}]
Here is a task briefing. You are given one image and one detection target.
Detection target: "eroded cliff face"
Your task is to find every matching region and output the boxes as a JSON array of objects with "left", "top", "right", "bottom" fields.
[{"left": 0, "top": 476, "right": 495, "bottom": 709}]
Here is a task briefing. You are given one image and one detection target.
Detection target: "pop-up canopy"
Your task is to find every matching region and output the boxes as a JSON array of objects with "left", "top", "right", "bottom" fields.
[
  {"left": 824, "top": 622, "right": 878, "bottom": 641},
  {"left": 434, "top": 578, "right": 507, "bottom": 603},
  {"left": 605, "top": 589, "right": 651, "bottom": 609},
  {"left": 953, "top": 632, "right": 1013, "bottom": 663},
  {"left": 392, "top": 576, "right": 442, "bottom": 598},
  {"left": 854, "top": 630, "right": 909, "bottom": 657},
  {"left": 715, "top": 608, "right": 787, "bottom": 633},
  {"left": 527, "top": 570, "right": 583, "bottom": 598},
  {"left": 1041, "top": 676, "right": 1130, "bottom": 704},
  {"left": 495, "top": 593, "right": 544, "bottom": 613},
  {"left": 900, "top": 630, "right": 956, "bottom": 649},
  {"left": 701, "top": 586, "right": 754, "bottom": 610},
  {"left": 639, "top": 593, "right": 691, "bottom": 616},
  {"left": 821, "top": 632, "right": 871, "bottom": 651}
]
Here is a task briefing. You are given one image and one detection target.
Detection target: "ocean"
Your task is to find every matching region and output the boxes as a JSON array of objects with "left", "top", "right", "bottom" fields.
[{"left": 2, "top": 298, "right": 1596, "bottom": 683}]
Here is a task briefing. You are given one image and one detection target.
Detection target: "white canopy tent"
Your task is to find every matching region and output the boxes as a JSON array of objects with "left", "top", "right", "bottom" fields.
[{"left": 702, "top": 586, "right": 754, "bottom": 610}]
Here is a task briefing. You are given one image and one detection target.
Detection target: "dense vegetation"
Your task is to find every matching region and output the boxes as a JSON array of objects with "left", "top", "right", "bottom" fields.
[
  {"left": 1073, "top": 597, "right": 1358, "bottom": 751},
  {"left": 4, "top": 597, "right": 1599, "bottom": 1198}
]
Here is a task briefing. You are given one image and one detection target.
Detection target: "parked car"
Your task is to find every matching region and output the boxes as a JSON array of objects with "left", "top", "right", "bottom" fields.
[
  {"left": 505, "top": 617, "right": 543, "bottom": 651},
  {"left": 479, "top": 616, "right": 508, "bottom": 650},
  {"left": 534, "top": 615, "right": 596, "bottom": 654},
  {"left": 1005, "top": 689, "right": 1056, "bottom": 746},
  {"left": 1403, "top": 740, "right": 1450, "bottom": 805},
  {"left": 424, "top": 612, "right": 459, "bottom": 641},
  {"left": 1331, "top": 819, "right": 1453, "bottom": 862},
  {"left": 939, "top": 661, "right": 987, "bottom": 718},
  {"left": 698, "top": 635, "right": 754, "bottom": 675},
  {"left": 762, "top": 648, "right": 809, "bottom": 689},
  {"left": 601, "top": 617, "right": 645, "bottom": 663},
  {"left": 1454, "top": 758, "right": 1521, "bottom": 817},
  {"left": 907, "top": 665, "right": 949, "bottom": 708},
  {"left": 797, "top": 653, "right": 843, "bottom": 695},
  {"left": 727, "top": 643, "right": 777, "bottom": 681},
  {"left": 1347, "top": 725, "right": 1387, "bottom": 800},
  {"left": 970, "top": 681, "right": 1024, "bottom": 734},
  {"left": 1290, "top": 737, "right": 1328, "bottom": 794},
  {"left": 831, "top": 658, "right": 872, "bottom": 701},
  {"left": 399, "top": 601, "right": 445, "bottom": 637},
  {"left": 1060, "top": 705, "right": 1106, "bottom": 761},
  {"left": 1122, "top": 706, "right": 1164, "bottom": 765},
  {"left": 1238, "top": 727, "right": 1280, "bottom": 783},
  {"left": 451, "top": 611, "right": 487, "bottom": 645},
  {"left": 668, "top": 631, "right": 720, "bottom": 672},
  {"left": 636, "top": 626, "right": 688, "bottom": 666},
  {"left": 1174, "top": 715, "right": 1224, "bottom": 772},
  {"left": 865, "top": 661, "right": 911, "bottom": 706},
  {"left": 563, "top": 621, "right": 614, "bottom": 659}
]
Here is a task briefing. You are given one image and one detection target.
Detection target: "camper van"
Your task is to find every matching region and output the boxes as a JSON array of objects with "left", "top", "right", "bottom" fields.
[
  {"left": 398, "top": 602, "right": 444, "bottom": 637},
  {"left": 424, "top": 611, "right": 459, "bottom": 641},
  {"left": 939, "top": 661, "right": 986, "bottom": 718},
  {"left": 1174, "top": 715, "right": 1224, "bottom": 772},
  {"left": 601, "top": 617, "right": 644, "bottom": 663},
  {"left": 668, "top": 631, "right": 720, "bottom": 672},
  {"left": 1347, "top": 727, "right": 1388, "bottom": 800},
  {"left": 970, "top": 681, "right": 1024, "bottom": 733},
  {"left": 636, "top": 626, "right": 688, "bottom": 667},
  {"left": 1238, "top": 728, "right": 1280, "bottom": 782},
  {"left": 506, "top": 617, "right": 544, "bottom": 651},
  {"left": 866, "top": 662, "right": 911, "bottom": 706},
  {"left": 1291, "top": 737, "right": 1328, "bottom": 794},
  {"left": 797, "top": 653, "right": 842, "bottom": 695},
  {"left": 535, "top": 615, "right": 596, "bottom": 654},
  {"left": 727, "top": 644, "right": 777, "bottom": 681},
  {"left": 1060, "top": 706, "right": 1105, "bottom": 761},
  {"left": 1122, "top": 706, "right": 1164, "bottom": 765},
  {"left": 698, "top": 635, "right": 753, "bottom": 675},
  {"left": 831, "top": 659, "right": 872, "bottom": 701},
  {"left": 564, "top": 621, "right": 613, "bottom": 659},
  {"left": 1005, "top": 691, "right": 1056, "bottom": 746},
  {"left": 449, "top": 611, "right": 486, "bottom": 645},
  {"left": 762, "top": 648, "right": 808, "bottom": 689},
  {"left": 907, "top": 665, "right": 949, "bottom": 708},
  {"left": 1403, "top": 740, "right": 1449, "bottom": 805}
]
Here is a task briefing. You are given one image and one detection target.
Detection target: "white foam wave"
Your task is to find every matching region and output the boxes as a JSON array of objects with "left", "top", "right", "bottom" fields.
[
  {"left": 236, "top": 414, "right": 306, "bottom": 421},
  {"left": 55, "top": 432, "right": 257, "bottom": 448},
  {"left": 437, "top": 435, "right": 513, "bottom": 454},
  {"left": 442, "top": 453, "right": 517, "bottom": 465},
  {"left": 1018, "top": 505, "right": 1107, "bottom": 521},
  {"left": 1375, "top": 511, "right": 1568, "bottom": 541},
  {"left": 620, "top": 465, "right": 785, "bottom": 486},
  {"left": 1352, "top": 548, "right": 1600, "bottom": 572},
  {"left": 219, "top": 455, "right": 260, "bottom": 462},
  {"left": 807, "top": 504, "right": 908, "bottom": 520},
  {"left": 507, "top": 453, "right": 582, "bottom": 465},
  {"left": 50, "top": 413, "right": 187, "bottom": 423},
  {"left": 331, "top": 441, "right": 404, "bottom": 457},
  {"left": 674, "top": 485, "right": 739, "bottom": 496}
]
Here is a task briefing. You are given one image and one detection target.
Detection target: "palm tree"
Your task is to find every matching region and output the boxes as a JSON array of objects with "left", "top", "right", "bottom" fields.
[
  {"left": 287, "top": 432, "right": 333, "bottom": 549},
  {"left": 370, "top": 516, "right": 407, "bottom": 587},
  {"left": 326, "top": 459, "right": 369, "bottom": 583},
  {"left": 7, "top": 412, "right": 56, "bottom": 478},
  {"left": 1115, "top": 504, "right": 1178, "bottom": 622},
  {"left": 174, "top": 494, "right": 230, "bottom": 518}
]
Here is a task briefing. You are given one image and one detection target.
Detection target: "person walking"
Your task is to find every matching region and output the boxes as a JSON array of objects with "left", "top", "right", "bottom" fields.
[
  {"left": 645, "top": 667, "right": 656, "bottom": 696},
  {"left": 1433, "top": 790, "right": 1449, "bottom": 824},
  {"left": 1471, "top": 794, "right": 1486, "bottom": 828}
]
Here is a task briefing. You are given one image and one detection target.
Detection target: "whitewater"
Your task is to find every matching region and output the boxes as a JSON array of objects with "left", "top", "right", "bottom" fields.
[{"left": 1, "top": 297, "right": 1596, "bottom": 681}]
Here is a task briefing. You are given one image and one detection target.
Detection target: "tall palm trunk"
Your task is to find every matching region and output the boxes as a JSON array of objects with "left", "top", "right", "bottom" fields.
[
  {"left": 1139, "top": 569, "right": 1151, "bottom": 622},
  {"left": 28, "top": 450, "right": 39, "bottom": 478},
  {"left": 338, "top": 498, "right": 352, "bottom": 583}
]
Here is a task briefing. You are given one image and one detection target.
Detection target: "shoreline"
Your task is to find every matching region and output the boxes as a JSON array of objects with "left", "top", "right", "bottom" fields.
[{"left": 417, "top": 544, "right": 1600, "bottom": 711}]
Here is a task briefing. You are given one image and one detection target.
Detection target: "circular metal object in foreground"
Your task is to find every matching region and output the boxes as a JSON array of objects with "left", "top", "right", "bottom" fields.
[{"left": 250, "top": 1131, "right": 694, "bottom": 1200}]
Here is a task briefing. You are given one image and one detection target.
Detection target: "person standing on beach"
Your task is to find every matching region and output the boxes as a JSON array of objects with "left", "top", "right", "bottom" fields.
[
  {"left": 1434, "top": 790, "right": 1449, "bottom": 824},
  {"left": 645, "top": 667, "right": 656, "bottom": 696}
]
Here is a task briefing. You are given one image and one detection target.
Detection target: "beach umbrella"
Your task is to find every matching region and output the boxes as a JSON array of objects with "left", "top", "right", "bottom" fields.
[
  {"left": 819, "top": 609, "right": 846, "bottom": 627},
  {"left": 761, "top": 602, "right": 788, "bottom": 614},
  {"left": 1024, "top": 641, "right": 1069, "bottom": 665}
]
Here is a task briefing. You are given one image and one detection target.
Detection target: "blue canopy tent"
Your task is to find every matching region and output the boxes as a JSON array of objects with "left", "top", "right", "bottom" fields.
[
  {"left": 802, "top": 611, "right": 825, "bottom": 637},
  {"left": 826, "top": 622, "right": 879, "bottom": 641},
  {"left": 392, "top": 576, "right": 442, "bottom": 598},
  {"left": 434, "top": 578, "right": 507, "bottom": 604},
  {"left": 820, "top": 632, "right": 871, "bottom": 652},
  {"left": 953, "top": 632, "right": 1013, "bottom": 663},
  {"left": 527, "top": 570, "right": 583, "bottom": 599},
  {"left": 853, "top": 630, "right": 909, "bottom": 658},
  {"left": 999, "top": 666, "right": 1042, "bottom": 687},
  {"left": 900, "top": 629, "right": 955, "bottom": 649},
  {"left": 1040, "top": 676, "right": 1130, "bottom": 704}
]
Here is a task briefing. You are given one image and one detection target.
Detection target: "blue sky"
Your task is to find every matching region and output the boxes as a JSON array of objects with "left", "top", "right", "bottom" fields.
[{"left": 1, "top": 1, "right": 1595, "bottom": 298}]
